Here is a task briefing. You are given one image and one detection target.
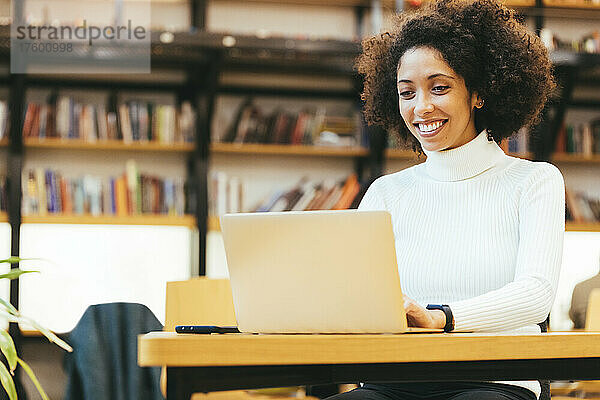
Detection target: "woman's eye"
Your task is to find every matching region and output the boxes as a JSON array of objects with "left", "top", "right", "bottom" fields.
[
  {"left": 432, "top": 86, "right": 450, "bottom": 93},
  {"left": 399, "top": 90, "right": 415, "bottom": 98}
]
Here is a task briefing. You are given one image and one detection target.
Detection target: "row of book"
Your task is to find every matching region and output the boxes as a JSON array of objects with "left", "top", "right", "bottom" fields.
[
  {"left": 22, "top": 161, "right": 186, "bottom": 217},
  {"left": 555, "top": 120, "right": 600, "bottom": 155},
  {"left": 219, "top": 99, "right": 364, "bottom": 148},
  {"left": 209, "top": 172, "right": 363, "bottom": 216},
  {"left": 23, "top": 97, "right": 196, "bottom": 144},
  {"left": 566, "top": 189, "right": 600, "bottom": 223},
  {"left": 541, "top": 28, "right": 600, "bottom": 54},
  {"left": 209, "top": 172, "right": 243, "bottom": 216}
]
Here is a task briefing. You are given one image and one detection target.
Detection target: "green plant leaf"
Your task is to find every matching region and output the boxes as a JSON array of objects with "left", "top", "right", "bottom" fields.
[
  {"left": 0, "top": 257, "right": 46, "bottom": 265},
  {"left": 0, "top": 298, "right": 18, "bottom": 316},
  {"left": 0, "top": 360, "right": 16, "bottom": 400},
  {"left": 0, "top": 330, "right": 16, "bottom": 372},
  {"left": 17, "top": 357, "right": 49, "bottom": 400},
  {"left": 0, "top": 257, "right": 22, "bottom": 265},
  {"left": 21, "top": 317, "right": 72, "bottom": 352},
  {"left": 0, "top": 269, "right": 39, "bottom": 280},
  {"left": 0, "top": 310, "right": 19, "bottom": 324}
]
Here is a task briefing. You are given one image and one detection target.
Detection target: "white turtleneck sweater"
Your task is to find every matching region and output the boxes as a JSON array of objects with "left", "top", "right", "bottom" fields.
[{"left": 358, "top": 131, "right": 565, "bottom": 398}]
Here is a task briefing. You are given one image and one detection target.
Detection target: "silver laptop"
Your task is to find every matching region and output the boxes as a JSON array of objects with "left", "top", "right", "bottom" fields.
[{"left": 221, "top": 210, "right": 441, "bottom": 334}]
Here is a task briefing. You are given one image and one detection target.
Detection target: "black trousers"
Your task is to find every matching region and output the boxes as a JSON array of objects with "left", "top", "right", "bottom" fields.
[{"left": 324, "top": 382, "right": 537, "bottom": 400}]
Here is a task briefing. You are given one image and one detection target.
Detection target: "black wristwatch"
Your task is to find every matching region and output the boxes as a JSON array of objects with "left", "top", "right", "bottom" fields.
[{"left": 426, "top": 304, "right": 455, "bottom": 332}]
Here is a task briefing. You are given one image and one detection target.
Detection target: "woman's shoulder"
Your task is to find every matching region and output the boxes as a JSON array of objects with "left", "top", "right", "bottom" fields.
[
  {"left": 504, "top": 156, "right": 564, "bottom": 182},
  {"left": 369, "top": 164, "right": 421, "bottom": 192},
  {"left": 503, "top": 156, "right": 565, "bottom": 195},
  {"left": 358, "top": 165, "right": 421, "bottom": 211}
]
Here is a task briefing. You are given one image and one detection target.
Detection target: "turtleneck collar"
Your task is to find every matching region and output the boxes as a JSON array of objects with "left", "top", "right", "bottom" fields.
[{"left": 422, "top": 130, "right": 507, "bottom": 182}]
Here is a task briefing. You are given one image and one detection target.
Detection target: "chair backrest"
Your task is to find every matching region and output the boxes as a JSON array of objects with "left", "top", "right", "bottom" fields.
[
  {"left": 64, "top": 302, "right": 163, "bottom": 400},
  {"left": 161, "top": 278, "right": 238, "bottom": 396},
  {"left": 585, "top": 288, "right": 600, "bottom": 331},
  {"left": 164, "top": 278, "right": 237, "bottom": 331}
]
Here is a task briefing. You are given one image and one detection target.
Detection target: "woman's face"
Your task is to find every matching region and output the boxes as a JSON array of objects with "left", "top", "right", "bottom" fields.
[{"left": 396, "top": 46, "right": 480, "bottom": 152}]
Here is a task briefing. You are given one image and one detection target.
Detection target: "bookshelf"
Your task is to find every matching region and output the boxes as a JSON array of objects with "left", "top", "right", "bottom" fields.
[
  {"left": 21, "top": 214, "right": 196, "bottom": 227},
  {"left": 542, "top": 0, "right": 600, "bottom": 9},
  {"left": 552, "top": 153, "right": 600, "bottom": 164},
  {"left": 0, "top": 0, "right": 597, "bottom": 322},
  {"left": 23, "top": 138, "right": 195, "bottom": 153},
  {"left": 208, "top": 216, "right": 600, "bottom": 232},
  {"left": 566, "top": 222, "right": 600, "bottom": 232},
  {"left": 0, "top": 16, "right": 595, "bottom": 269},
  {"left": 211, "top": 142, "right": 368, "bottom": 157}
]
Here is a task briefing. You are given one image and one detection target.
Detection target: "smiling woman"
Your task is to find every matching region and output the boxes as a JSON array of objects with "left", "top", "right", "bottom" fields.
[
  {"left": 329, "top": 0, "right": 565, "bottom": 400},
  {"left": 357, "top": 0, "right": 554, "bottom": 154},
  {"left": 396, "top": 47, "right": 482, "bottom": 152}
]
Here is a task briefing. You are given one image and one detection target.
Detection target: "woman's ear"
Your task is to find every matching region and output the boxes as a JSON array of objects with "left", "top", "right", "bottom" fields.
[{"left": 472, "top": 92, "right": 484, "bottom": 109}]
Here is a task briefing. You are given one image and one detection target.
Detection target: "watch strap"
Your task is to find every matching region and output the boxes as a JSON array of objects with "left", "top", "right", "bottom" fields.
[{"left": 426, "top": 304, "right": 454, "bottom": 332}]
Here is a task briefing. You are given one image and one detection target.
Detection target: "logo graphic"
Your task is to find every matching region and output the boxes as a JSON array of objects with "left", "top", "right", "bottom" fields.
[{"left": 11, "top": 1, "right": 151, "bottom": 74}]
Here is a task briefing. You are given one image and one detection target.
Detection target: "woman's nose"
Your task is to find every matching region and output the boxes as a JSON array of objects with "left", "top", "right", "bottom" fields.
[{"left": 414, "top": 94, "right": 435, "bottom": 116}]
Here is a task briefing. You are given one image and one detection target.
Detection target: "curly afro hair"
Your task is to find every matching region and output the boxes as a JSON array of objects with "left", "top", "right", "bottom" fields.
[{"left": 356, "top": 0, "right": 556, "bottom": 152}]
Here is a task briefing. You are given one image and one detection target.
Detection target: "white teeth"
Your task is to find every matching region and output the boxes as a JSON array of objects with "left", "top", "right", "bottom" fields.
[{"left": 418, "top": 120, "right": 445, "bottom": 132}]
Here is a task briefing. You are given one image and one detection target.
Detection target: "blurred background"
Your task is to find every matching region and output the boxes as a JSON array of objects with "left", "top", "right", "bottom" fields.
[{"left": 0, "top": 0, "right": 598, "bottom": 398}]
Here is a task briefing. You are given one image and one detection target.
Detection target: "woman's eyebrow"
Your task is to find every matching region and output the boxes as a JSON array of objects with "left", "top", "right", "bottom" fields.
[
  {"left": 428, "top": 73, "right": 455, "bottom": 80},
  {"left": 397, "top": 73, "right": 455, "bottom": 83}
]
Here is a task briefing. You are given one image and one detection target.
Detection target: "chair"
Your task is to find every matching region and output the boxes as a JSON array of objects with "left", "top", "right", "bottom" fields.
[
  {"left": 64, "top": 302, "right": 164, "bottom": 400},
  {"left": 162, "top": 278, "right": 318, "bottom": 400},
  {"left": 164, "top": 278, "right": 237, "bottom": 332},
  {"left": 585, "top": 289, "right": 600, "bottom": 332},
  {"left": 552, "top": 289, "right": 600, "bottom": 399}
]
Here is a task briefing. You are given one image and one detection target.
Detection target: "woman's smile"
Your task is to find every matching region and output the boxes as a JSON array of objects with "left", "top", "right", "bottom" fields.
[{"left": 414, "top": 119, "right": 448, "bottom": 137}]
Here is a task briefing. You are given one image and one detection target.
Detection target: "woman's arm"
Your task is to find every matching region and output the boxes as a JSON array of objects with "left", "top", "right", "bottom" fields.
[{"left": 446, "top": 164, "right": 565, "bottom": 332}]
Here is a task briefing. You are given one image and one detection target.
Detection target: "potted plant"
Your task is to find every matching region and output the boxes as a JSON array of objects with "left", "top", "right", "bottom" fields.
[{"left": 0, "top": 257, "right": 73, "bottom": 400}]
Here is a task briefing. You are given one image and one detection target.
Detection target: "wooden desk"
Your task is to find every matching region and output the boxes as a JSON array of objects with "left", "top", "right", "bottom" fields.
[{"left": 139, "top": 331, "right": 600, "bottom": 400}]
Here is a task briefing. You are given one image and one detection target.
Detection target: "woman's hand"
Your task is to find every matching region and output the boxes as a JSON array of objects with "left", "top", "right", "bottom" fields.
[{"left": 403, "top": 294, "right": 446, "bottom": 329}]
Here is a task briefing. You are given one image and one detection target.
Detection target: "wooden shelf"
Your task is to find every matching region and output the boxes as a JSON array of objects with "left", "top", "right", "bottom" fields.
[
  {"left": 24, "top": 138, "right": 195, "bottom": 152},
  {"left": 0, "top": 211, "right": 7, "bottom": 223},
  {"left": 385, "top": 148, "right": 421, "bottom": 161},
  {"left": 209, "top": 216, "right": 598, "bottom": 232},
  {"left": 22, "top": 214, "right": 196, "bottom": 227},
  {"left": 543, "top": 0, "right": 600, "bottom": 9},
  {"left": 211, "top": 143, "right": 368, "bottom": 157},
  {"left": 566, "top": 222, "right": 600, "bottom": 232},
  {"left": 504, "top": 0, "right": 536, "bottom": 6},
  {"left": 208, "top": 216, "right": 221, "bottom": 232},
  {"left": 386, "top": 150, "right": 600, "bottom": 164},
  {"left": 551, "top": 153, "right": 600, "bottom": 164},
  {"left": 0, "top": 138, "right": 8, "bottom": 147}
]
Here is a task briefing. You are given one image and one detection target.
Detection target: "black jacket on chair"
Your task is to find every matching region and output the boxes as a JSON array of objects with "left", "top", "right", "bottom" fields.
[{"left": 63, "top": 302, "right": 164, "bottom": 400}]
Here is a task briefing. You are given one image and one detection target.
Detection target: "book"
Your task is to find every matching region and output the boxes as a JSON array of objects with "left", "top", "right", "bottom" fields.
[
  {"left": 22, "top": 166, "right": 187, "bottom": 218},
  {"left": 22, "top": 98, "right": 196, "bottom": 145},
  {"left": 565, "top": 189, "right": 600, "bottom": 223},
  {"left": 219, "top": 100, "right": 364, "bottom": 148}
]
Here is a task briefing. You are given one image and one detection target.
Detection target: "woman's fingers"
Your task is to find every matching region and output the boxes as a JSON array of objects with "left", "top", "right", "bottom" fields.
[{"left": 403, "top": 294, "right": 443, "bottom": 328}]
